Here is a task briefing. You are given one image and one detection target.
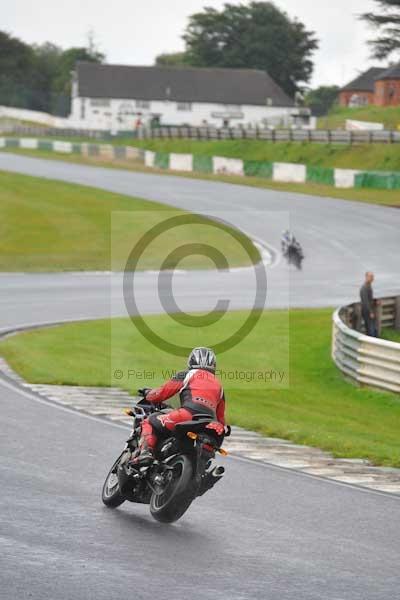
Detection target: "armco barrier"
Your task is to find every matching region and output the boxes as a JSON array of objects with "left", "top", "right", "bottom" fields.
[
  {"left": 3, "top": 137, "right": 400, "bottom": 192},
  {"left": 332, "top": 296, "right": 400, "bottom": 394},
  {"left": 3, "top": 121, "right": 400, "bottom": 144}
]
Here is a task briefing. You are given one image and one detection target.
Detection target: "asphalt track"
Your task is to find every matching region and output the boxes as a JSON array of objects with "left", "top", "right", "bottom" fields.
[{"left": 1, "top": 153, "right": 400, "bottom": 599}]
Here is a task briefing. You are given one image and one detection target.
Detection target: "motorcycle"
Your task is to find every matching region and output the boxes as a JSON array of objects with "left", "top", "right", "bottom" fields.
[
  {"left": 101, "top": 392, "right": 230, "bottom": 523},
  {"left": 283, "top": 240, "right": 304, "bottom": 270}
]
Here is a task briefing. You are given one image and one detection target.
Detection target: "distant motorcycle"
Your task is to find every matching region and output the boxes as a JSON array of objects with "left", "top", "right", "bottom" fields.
[
  {"left": 283, "top": 240, "right": 304, "bottom": 270},
  {"left": 102, "top": 393, "right": 230, "bottom": 523}
]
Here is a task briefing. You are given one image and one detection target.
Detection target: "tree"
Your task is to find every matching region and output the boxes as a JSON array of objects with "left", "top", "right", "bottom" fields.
[
  {"left": 0, "top": 31, "right": 37, "bottom": 108},
  {"left": 51, "top": 46, "right": 105, "bottom": 115},
  {"left": 0, "top": 31, "right": 105, "bottom": 115},
  {"left": 361, "top": 0, "right": 400, "bottom": 59},
  {"left": 182, "top": 2, "right": 318, "bottom": 96},
  {"left": 155, "top": 52, "right": 187, "bottom": 67},
  {"left": 304, "top": 86, "right": 340, "bottom": 116},
  {"left": 32, "top": 42, "right": 63, "bottom": 112}
]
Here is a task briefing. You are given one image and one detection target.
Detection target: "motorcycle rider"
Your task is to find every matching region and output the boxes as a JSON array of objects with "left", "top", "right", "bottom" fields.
[
  {"left": 132, "top": 347, "right": 226, "bottom": 465},
  {"left": 281, "top": 229, "right": 294, "bottom": 254},
  {"left": 282, "top": 230, "right": 304, "bottom": 258}
]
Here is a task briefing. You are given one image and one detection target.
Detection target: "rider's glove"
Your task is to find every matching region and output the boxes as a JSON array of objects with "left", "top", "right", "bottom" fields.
[
  {"left": 138, "top": 388, "right": 152, "bottom": 398},
  {"left": 206, "top": 422, "right": 225, "bottom": 436}
]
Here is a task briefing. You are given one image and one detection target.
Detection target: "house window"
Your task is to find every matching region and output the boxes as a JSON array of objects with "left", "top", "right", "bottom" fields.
[
  {"left": 349, "top": 94, "right": 368, "bottom": 107},
  {"left": 90, "top": 98, "right": 111, "bottom": 107},
  {"left": 136, "top": 100, "right": 151, "bottom": 109},
  {"left": 177, "top": 102, "right": 192, "bottom": 111},
  {"left": 80, "top": 99, "right": 85, "bottom": 120}
]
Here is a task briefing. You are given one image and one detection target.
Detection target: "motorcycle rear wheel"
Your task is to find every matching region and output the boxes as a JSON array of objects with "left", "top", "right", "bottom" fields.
[
  {"left": 150, "top": 455, "right": 194, "bottom": 523},
  {"left": 102, "top": 451, "right": 127, "bottom": 508}
]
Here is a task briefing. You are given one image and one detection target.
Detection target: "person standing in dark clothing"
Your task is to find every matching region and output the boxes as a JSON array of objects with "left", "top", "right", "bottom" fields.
[{"left": 360, "top": 272, "right": 378, "bottom": 337}]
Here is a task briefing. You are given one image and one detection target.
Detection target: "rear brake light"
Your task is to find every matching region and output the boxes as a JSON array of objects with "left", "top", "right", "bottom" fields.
[{"left": 202, "top": 443, "right": 214, "bottom": 452}]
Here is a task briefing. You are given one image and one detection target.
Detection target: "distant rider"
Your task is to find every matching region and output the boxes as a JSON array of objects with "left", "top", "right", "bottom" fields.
[
  {"left": 281, "top": 229, "right": 294, "bottom": 254},
  {"left": 132, "top": 347, "right": 226, "bottom": 465}
]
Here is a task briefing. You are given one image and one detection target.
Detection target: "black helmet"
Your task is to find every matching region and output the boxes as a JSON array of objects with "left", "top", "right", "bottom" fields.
[{"left": 188, "top": 347, "right": 216, "bottom": 372}]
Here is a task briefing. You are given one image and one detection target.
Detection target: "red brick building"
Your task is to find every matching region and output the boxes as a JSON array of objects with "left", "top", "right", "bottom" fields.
[
  {"left": 339, "top": 67, "right": 385, "bottom": 107},
  {"left": 339, "top": 64, "right": 400, "bottom": 107},
  {"left": 374, "top": 64, "right": 400, "bottom": 106}
]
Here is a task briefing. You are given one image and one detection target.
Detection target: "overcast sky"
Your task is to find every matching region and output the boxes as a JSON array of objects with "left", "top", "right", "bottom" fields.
[{"left": 3, "top": 0, "right": 384, "bottom": 88}]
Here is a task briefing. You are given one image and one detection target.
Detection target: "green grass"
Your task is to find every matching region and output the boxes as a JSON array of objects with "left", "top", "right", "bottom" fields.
[
  {"left": 382, "top": 328, "right": 400, "bottom": 343},
  {"left": 0, "top": 171, "right": 259, "bottom": 272},
  {"left": 0, "top": 116, "right": 57, "bottom": 128},
  {"left": 5, "top": 133, "right": 400, "bottom": 171},
  {"left": 318, "top": 105, "right": 400, "bottom": 130},
  {"left": 122, "top": 138, "right": 400, "bottom": 172},
  {"left": 4, "top": 147, "right": 400, "bottom": 208},
  {"left": 1, "top": 308, "right": 400, "bottom": 467}
]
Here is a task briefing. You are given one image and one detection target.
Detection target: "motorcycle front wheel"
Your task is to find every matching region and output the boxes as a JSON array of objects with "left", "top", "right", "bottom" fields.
[
  {"left": 150, "top": 455, "right": 194, "bottom": 523},
  {"left": 102, "top": 451, "right": 127, "bottom": 508}
]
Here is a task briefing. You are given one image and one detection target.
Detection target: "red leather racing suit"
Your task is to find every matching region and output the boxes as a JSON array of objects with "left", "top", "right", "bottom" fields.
[{"left": 140, "top": 368, "right": 225, "bottom": 450}]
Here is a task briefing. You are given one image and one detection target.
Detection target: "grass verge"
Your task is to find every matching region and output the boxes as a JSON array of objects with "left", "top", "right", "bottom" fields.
[
  {"left": 121, "top": 138, "right": 400, "bottom": 172},
  {"left": 0, "top": 171, "right": 259, "bottom": 272},
  {"left": 5, "top": 136, "right": 400, "bottom": 171},
  {"left": 1, "top": 308, "right": 399, "bottom": 467},
  {"left": 318, "top": 105, "right": 400, "bottom": 131},
  {"left": 382, "top": 328, "right": 400, "bottom": 344},
  {"left": 3, "top": 147, "right": 400, "bottom": 208}
]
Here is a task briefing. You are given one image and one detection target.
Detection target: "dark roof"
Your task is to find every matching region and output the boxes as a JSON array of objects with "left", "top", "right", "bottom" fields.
[
  {"left": 340, "top": 67, "right": 386, "bottom": 92},
  {"left": 376, "top": 63, "right": 400, "bottom": 80},
  {"left": 76, "top": 63, "right": 294, "bottom": 107}
]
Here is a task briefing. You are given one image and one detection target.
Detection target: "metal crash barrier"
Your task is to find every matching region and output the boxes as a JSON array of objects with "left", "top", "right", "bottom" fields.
[{"left": 332, "top": 296, "right": 400, "bottom": 394}]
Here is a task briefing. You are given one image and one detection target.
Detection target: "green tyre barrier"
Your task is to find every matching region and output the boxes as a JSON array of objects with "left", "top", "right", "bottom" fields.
[
  {"left": 192, "top": 154, "right": 213, "bottom": 174},
  {"left": 243, "top": 160, "right": 273, "bottom": 179},
  {"left": 355, "top": 172, "right": 400, "bottom": 190},
  {"left": 88, "top": 144, "right": 100, "bottom": 157},
  {"left": 113, "top": 146, "right": 127, "bottom": 159},
  {"left": 5, "top": 138, "right": 19, "bottom": 148},
  {"left": 306, "top": 166, "right": 335, "bottom": 186},
  {"left": 154, "top": 152, "right": 170, "bottom": 169},
  {"left": 38, "top": 140, "right": 53, "bottom": 151}
]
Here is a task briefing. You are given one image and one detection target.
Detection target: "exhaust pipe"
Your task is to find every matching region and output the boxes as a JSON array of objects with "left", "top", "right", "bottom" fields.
[
  {"left": 212, "top": 466, "right": 225, "bottom": 477},
  {"left": 197, "top": 466, "right": 225, "bottom": 497}
]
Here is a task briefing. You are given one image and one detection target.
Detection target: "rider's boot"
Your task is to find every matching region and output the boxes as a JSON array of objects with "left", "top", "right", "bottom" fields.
[
  {"left": 130, "top": 443, "right": 154, "bottom": 467},
  {"left": 134, "top": 442, "right": 155, "bottom": 466},
  {"left": 130, "top": 419, "right": 157, "bottom": 466},
  {"left": 130, "top": 425, "right": 157, "bottom": 466}
]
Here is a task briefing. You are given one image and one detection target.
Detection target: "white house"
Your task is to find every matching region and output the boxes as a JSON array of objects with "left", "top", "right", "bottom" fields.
[{"left": 70, "top": 62, "right": 306, "bottom": 131}]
